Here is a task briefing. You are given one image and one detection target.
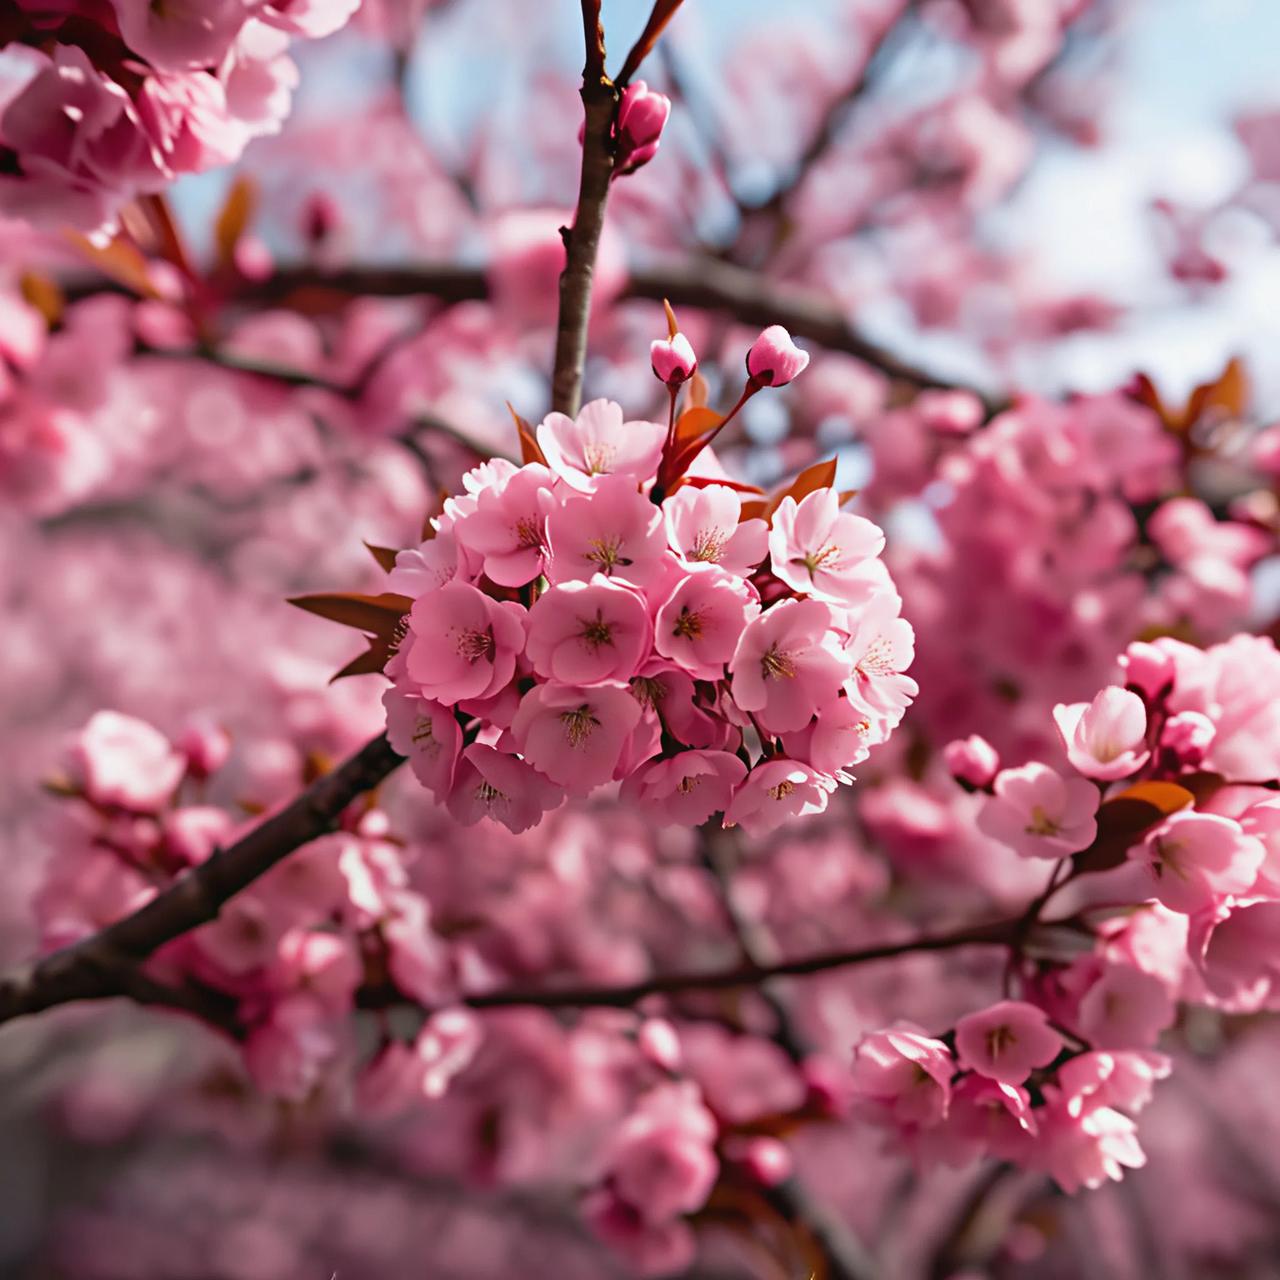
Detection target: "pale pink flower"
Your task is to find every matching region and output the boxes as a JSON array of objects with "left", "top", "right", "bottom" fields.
[
  {"left": 620, "top": 750, "right": 747, "bottom": 826},
  {"left": 653, "top": 569, "right": 759, "bottom": 680},
  {"left": 1033, "top": 1100, "right": 1147, "bottom": 1193},
  {"left": 1057, "top": 1051, "right": 1171, "bottom": 1119},
  {"left": 137, "top": 72, "right": 246, "bottom": 175},
  {"left": 1053, "top": 686, "right": 1150, "bottom": 780},
  {"left": 525, "top": 577, "right": 651, "bottom": 685},
  {"left": 444, "top": 744, "right": 564, "bottom": 834},
  {"left": 1157, "top": 710, "right": 1214, "bottom": 772},
  {"left": 242, "top": 994, "right": 338, "bottom": 1101},
  {"left": 176, "top": 715, "right": 231, "bottom": 781},
  {"left": 1132, "top": 811, "right": 1264, "bottom": 915},
  {"left": 545, "top": 472, "right": 667, "bottom": 586},
  {"left": 793, "top": 697, "right": 874, "bottom": 774},
  {"left": 510, "top": 683, "right": 642, "bottom": 794},
  {"left": 850, "top": 1025, "right": 953, "bottom": 1128},
  {"left": 1076, "top": 963, "right": 1175, "bottom": 1050},
  {"left": 403, "top": 581, "right": 525, "bottom": 705},
  {"left": 382, "top": 687, "right": 461, "bottom": 798},
  {"left": 746, "top": 325, "right": 809, "bottom": 387},
  {"left": 976, "top": 762, "right": 1098, "bottom": 860},
  {"left": 1241, "top": 798, "right": 1280, "bottom": 897},
  {"left": 536, "top": 399, "right": 665, "bottom": 493},
  {"left": 415, "top": 1007, "right": 482, "bottom": 1098},
  {"left": 723, "top": 759, "right": 836, "bottom": 836},
  {"left": 605, "top": 1081, "right": 718, "bottom": 1223},
  {"left": 1188, "top": 898, "right": 1280, "bottom": 1010},
  {"left": 729, "top": 598, "right": 852, "bottom": 734},
  {"left": 161, "top": 806, "right": 235, "bottom": 866},
  {"left": 650, "top": 332, "right": 696, "bottom": 386},
  {"left": 663, "top": 483, "right": 768, "bottom": 575},
  {"left": 768, "top": 488, "right": 886, "bottom": 605},
  {"left": 112, "top": 0, "right": 252, "bottom": 71},
  {"left": 387, "top": 532, "right": 459, "bottom": 595},
  {"left": 62, "top": 711, "right": 186, "bottom": 813},
  {"left": 454, "top": 462, "right": 555, "bottom": 587},
  {"left": 217, "top": 19, "right": 299, "bottom": 141},
  {"left": 840, "top": 589, "right": 918, "bottom": 735},
  {"left": 941, "top": 1075, "right": 1037, "bottom": 1164},
  {"left": 260, "top": 0, "right": 360, "bottom": 39},
  {"left": 944, "top": 734, "right": 1000, "bottom": 789},
  {"left": 955, "top": 1000, "right": 1062, "bottom": 1085}
]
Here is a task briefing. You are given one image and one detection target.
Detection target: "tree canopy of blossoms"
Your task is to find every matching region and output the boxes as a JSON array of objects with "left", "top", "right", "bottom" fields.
[{"left": 3, "top": 1, "right": 1280, "bottom": 1278}]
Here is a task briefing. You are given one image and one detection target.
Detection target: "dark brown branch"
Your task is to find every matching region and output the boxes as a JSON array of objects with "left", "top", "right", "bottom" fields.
[
  {"left": 616, "top": 0, "right": 686, "bottom": 89},
  {"left": 359, "top": 916, "right": 1017, "bottom": 1015},
  {"left": 550, "top": 3, "right": 618, "bottom": 416},
  {"left": 69, "top": 257, "right": 997, "bottom": 408},
  {"left": 0, "top": 733, "right": 404, "bottom": 1030}
]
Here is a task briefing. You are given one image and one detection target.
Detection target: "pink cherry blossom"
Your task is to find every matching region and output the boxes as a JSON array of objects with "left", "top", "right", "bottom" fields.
[
  {"left": 444, "top": 743, "right": 564, "bottom": 834},
  {"left": 454, "top": 462, "right": 555, "bottom": 587},
  {"left": 525, "top": 577, "right": 651, "bottom": 685},
  {"left": 382, "top": 687, "right": 461, "bottom": 798},
  {"left": 111, "top": 0, "right": 252, "bottom": 72},
  {"left": 403, "top": 580, "right": 525, "bottom": 705},
  {"left": 545, "top": 472, "right": 667, "bottom": 586},
  {"left": 620, "top": 750, "right": 747, "bottom": 826},
  {"left": 1056, "top": 1051, "right": 1171, "bottom": 1120},
  {"left": 536, "top": 399, "right": 665, "bottom": 493},
  {"left": 768, "top": 488, "right": 886, "bottom": 605},
  {"left": 840, "top": 588, "right": 918, "bottom": 736},
  {"left": 1076, "top": 963, "right": 1175, "bottom": 1049},
  {"left": 955, "top": 1000, "right": 1062, "bottom": 1085},
  {"left": 729, "top": 598, "right": 852, "bottom": 734},
  {"left": 1189, "top": 898, "right": 1280, "bottom": 1010},
  {"left": 615, "top": 80, "right": 671, "bottom": 175},
  {"left": 850, "top": 1025, "right": 953, "bottom": 1129},
  {"left": 1118, "top": 639, "right": 1177, "bottom": 701},
  {"left": 663, "top": 483, "right": 768, "bottom": 575},
  {"left": 1132, "top": 811, "right": 1265, "bottom": 915},
  {"left": 976, "top": 762, "right": 1098, "bottom": 859},
  {"left": 723, "top": 759, "right": 836, "bottom": 836},
  {"left": 386, "top": 532, "right": 459, "bottom": 595},
  {"left": 510, "top": 683, "right": 642, "bottom": 794},
  {"left": 746, "top": 325, "right": 810, "bottom": 387},
  {"left": 62, "top": 711, "right": 186, "bottom": 813},
  {"left": 1032, "top": 1098, "right": 1147, "bottom": 1193},
  {"left": 653, "top": 569, "right": 759, "bottom": 680},
  {"left": 1053, "top": 686, "right": 1150, "bottom": 780}
]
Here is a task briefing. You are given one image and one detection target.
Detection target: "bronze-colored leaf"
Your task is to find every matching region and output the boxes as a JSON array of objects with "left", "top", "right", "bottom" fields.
[
  {"left": 362, "top": 541, "right": 402, "bottom": 573},
  {"left": 62, "top": 229, "right": 158, "bottom": 298},
  {"left": 19, "top": 271, "right": 63, "bottom": 327},
  {"left": 764, "top": 456, "right": 838, "bottom": 523},
  {"left": 507, "top": 401, "right": 546, "bottom": 466},
  {"left": 287, "top": 591, "right": 411, "bottom": 637},
  {"left": 215, "top": 175, "right": 258, "bottom": 272},
  {"left": 1073, "top": 780, "right": 1194, "bottom": 875}
]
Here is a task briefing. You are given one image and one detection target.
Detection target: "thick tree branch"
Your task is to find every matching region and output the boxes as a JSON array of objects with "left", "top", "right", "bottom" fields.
[
  {"left": 550, "top": 2, "right": 618, "bottom": 416},
  {"left": 0, "top": 733, "right": 404, "bottom": 1030}
]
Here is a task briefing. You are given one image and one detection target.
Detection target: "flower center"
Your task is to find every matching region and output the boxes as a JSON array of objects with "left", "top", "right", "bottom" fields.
[
  {"left": 514, "top": 516, "right": 543, "bottom": 550},
  {"left": 1025, "top": 805, "right": 1061, "bottom": 837},
  {"left": 677, "top": 774, "right": 700, "bottom": 794},
  {"left": 985, "top": 1025, "right": 1015, "bottom": 1059},
  {"left": 586, "top": 535, "right": 632, "bottom": 574},
  {"left": 768, "top": 779, "right": 795, "bottom": 801},
  {"left": 579, "top": 611, "right": 614, "bottom": 650},
  {"left": 455, "top": 626, "right": 495, "bottom": 664},
  {"left": 858, "top": 637, "right": 895, "bottom": 676},
  {"left": 800, "top": 544, "right": 841, "bottom": 577},
  {"left": 629, "top": 676, "right": 665, "bottom": 709},
  {"left": 672, "top": 606, "right": 703, "bottom": 640},
  {"left": 582, "top": 443, "right": 615, "bottom": 476},
  {"left": 560, "top": 704, "right": 600, "bottom": 748},
  {"left": 760, "top": 644, "right": 795, "bottom": 681},
  {"left": 474, "top": 780, "right": 506, "bottom": 812},
  {"left": 690, "top": 528, "right": 726, "bottom": 563}
]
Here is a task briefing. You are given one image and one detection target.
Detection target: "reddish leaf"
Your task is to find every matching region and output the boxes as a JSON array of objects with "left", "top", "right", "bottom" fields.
[
  {"left": 19, "top": 271, "right": 63, "bottom": 327},
  {"left": 330, "top": 634, "right": 397, "bottom": 682},
  {"left": 215, "top": 175, "right": 258, "bottom": 272},
  {"left": 1184, "top": 355, "right": 1248, "bottom": 426},
  {"left": 287, "top": 592, "right": 411, "bottom": 637},
  {"left": 764, "top": 456, "right": 837, "bottom": 523},
  {"left": 672, "top": 406, "right": 723, "bottom": 451},
  {"left": 686, "top": 370, "right": 709, "bottom": 409},
  {"left": 363, "top": 541, "right": 401, "bottom": 574},
  {"left": 507, "top": 402, "right": 546, "bottom": 466},
  {"left": 1073, "top": 781, "right": 1194, "bottom": 875},
  {"left": 676, "top": 474, "right": 765, "bottom": 496},
  {"left": 63, "top": 230, "right": 158, "bottom": 298}
]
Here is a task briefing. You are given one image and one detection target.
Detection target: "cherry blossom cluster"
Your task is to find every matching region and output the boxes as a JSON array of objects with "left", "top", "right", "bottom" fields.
[
  {"left": 0, "top": 0, "right": 358, "bottom": 237},
  {"left": 365, "top": 324, "right": 915, "bottom": 837},
  {"left": 41, "top": 709, "right": 478, "bottom": 1103},
  {"left": 853, "top": 630, "right": 1280, "bottom": 1194}
]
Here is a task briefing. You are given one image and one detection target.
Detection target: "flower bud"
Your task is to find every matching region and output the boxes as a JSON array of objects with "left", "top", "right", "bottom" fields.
[
  {"left": 1159, "top": 710, "right": 1215, "bottom": 772},
  {"left": 637, "top": 1017, "right": 682, "bottom": 1072},
  {"left": 178, "top": 714, "right": 231, "bottom": 781},
  {"left": 650, "top": 332, "right": 697, "bottom": 387},
  {"left": 746, "top": 325, "right": 809, "bottom": 387},
  {"left": 723, "top": 1135, "right": 792, "bottom": 1187},
  {"left": 943, "top": 734, "right": 1000, "bottom": 791},
  {"left": 616, "top": 80, "right": 670, "bottom": 174},
  {"left": 1119, "top": 640, "right": 1176, "bottom": 702}
]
